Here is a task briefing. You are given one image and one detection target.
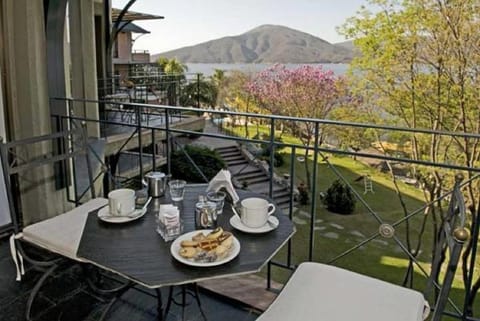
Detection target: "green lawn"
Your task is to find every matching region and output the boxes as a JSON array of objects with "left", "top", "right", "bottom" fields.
[{"left": 224, "top": 123, "right": 476, "bottom": 316}]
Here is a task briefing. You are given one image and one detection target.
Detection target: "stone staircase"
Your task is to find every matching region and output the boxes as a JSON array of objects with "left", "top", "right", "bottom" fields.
[{"left": 215, "top": 145, "right": 293, "bottom": 209}]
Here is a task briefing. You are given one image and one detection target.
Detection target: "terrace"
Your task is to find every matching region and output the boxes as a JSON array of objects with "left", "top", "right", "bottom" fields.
[
  {"left": 0, "top": 1, "right": 479, "bottom": 321},
  {"left": 1, "top": 95, "right": 479, "bottom": 320}
]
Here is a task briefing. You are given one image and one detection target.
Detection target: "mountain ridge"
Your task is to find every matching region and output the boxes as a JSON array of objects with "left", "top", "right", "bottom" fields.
[{"left": 152, "top": 24, "right": 354, "bottom": 64}]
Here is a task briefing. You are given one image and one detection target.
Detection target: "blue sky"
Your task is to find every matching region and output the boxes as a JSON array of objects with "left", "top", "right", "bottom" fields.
[{"left": 112, "top": 0, "right": 368, "bottom": 54}]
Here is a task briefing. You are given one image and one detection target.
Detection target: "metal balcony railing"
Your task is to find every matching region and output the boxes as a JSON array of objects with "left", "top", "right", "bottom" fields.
[
  {"left": 98, "top": 73, "right": 205, "bottom": 109},
  {"left": 51, "top": 97, "right": 480, "bottom": 321}
]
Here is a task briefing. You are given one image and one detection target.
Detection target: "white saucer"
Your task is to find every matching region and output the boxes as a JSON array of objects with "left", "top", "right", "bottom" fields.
[
  {"left": 229, "top": 215, "right": 279, "bottom": 234},
  {"left": 97, "top": 206, "right": 147, "bottom": 223}
]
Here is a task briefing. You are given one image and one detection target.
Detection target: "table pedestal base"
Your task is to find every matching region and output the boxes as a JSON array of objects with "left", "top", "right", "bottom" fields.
[{"left": 164, "top": 283, "right": 207, "bottom": 321}]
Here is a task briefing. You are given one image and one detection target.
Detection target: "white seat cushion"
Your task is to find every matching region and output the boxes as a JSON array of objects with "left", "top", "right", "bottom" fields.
[
  {"left": 22, "top": 198, "right": 107, "bottom": 261},
  {"left": 257, "top": 262, "right": 426, "bottom": 321}
]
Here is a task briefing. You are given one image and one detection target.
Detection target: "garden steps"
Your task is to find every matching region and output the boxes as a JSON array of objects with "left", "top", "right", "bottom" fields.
[
  {"left": 273, "top": 194, "right": 293, "bottom": 208},
  {"left": 234, "top": 170, "right": 266, "bottom": 180},
  {"left": 222, "top": 155, "right": 246, "bottom": 162},
  {"left": 232, "top": 167, "right": 263, "bottom": 176},
  {"left": 215, "top": 146, "right": 239, "bottom": 153},
  {"left": 225, "top": 159, "right": 249, "bottom": 166},
  {"left": 249, "top": 184, "right": 291, "bottom": 196},
  {"left": 272, "top": 189, "right": 292, "bottom": 200},
  {"left": 239, "top": 176, "right": 270, "bottom": 185},
  {"left": 215, "top": 146, "right": 251, "bottom": 167},
  {"left": 210, "top": 136, "right": 295, "bottom": 210},
  {"left": 217, "top": 150, "right": 243, "bottom": 157}
]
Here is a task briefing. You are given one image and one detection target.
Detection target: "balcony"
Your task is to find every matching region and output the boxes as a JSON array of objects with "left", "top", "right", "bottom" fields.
[
  {"left": 132, "top": 50, "right": 151, "bottom": 63},
  {"left": 1, "top": 97, "right": 479, "bottom": 321}
]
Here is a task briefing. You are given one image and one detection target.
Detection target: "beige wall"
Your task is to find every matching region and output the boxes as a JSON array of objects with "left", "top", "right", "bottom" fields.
[
  {"left": 0, "top": 65, "right": 5, "bottom": 140},
  {"left": 69, "top": 0, "right": 100, "bottom": 137},
  {"left": 115, "top": 32, "right": 132, "bottom": 62},
  {"left": 132, "top": 52, "right": 150, "bottom": 63}
]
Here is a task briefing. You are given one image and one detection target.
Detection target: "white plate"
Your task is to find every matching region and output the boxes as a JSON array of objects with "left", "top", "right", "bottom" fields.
[
  {"left": 97, "top": 206, "right": 147, "bottom": 223},
  {"left": 170, "top": 229, "right": 241, "bottom": 267},
  {"left": 229, "top": 215, "right": 279, "bottom": 234}
]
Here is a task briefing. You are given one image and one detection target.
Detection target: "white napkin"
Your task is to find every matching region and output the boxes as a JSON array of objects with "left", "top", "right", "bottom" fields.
[
  {"left": 206, "top": 169, "right": 240, "bottom": 204},
  {"left": 159, "top": 204, "right": 180, "bottom": 226}
]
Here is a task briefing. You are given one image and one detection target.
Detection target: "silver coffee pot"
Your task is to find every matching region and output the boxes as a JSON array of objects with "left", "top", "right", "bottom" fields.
[{"left": 143, "top": 172, "right": 170, "bottom": 198}]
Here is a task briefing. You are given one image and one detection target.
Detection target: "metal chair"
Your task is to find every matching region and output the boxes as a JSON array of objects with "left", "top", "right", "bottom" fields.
[
  {"left": 257, "top": 176, "right": 468, "bottom": 321},
  {"left": 1, "top": 123, "right": 106, "bottom": 320}
]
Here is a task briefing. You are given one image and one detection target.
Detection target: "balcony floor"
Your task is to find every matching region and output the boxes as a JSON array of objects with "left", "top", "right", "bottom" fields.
[{"left": 0, "top": 238, "right": 259, "bottom": 321}]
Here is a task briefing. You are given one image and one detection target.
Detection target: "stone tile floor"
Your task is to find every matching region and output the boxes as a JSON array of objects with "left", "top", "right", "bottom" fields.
[{"left": 0, "top": 238, "right": 259, "bottom": 321}]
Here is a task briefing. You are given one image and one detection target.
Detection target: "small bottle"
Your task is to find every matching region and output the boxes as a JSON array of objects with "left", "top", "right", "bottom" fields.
[{"left": 195, "top": 195, "right": 217, "bottom": 228}]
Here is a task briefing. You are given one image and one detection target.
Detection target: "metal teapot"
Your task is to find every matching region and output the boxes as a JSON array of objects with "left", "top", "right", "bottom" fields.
[{"left": 143, "top": 172, "right": 170, "bottom": 198}]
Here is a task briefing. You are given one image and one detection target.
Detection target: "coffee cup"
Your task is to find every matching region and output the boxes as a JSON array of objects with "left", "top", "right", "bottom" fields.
[
  {"left": 240, "top": 197, "right": 276, "bottom": 228},
  {"left": 108, "top": 188, "right": 136, "bottom": 216}
]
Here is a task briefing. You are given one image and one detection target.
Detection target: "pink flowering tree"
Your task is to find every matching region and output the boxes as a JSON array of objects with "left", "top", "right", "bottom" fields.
[{"left": 247, "top": 64, "right": 342, "bottom": 189}]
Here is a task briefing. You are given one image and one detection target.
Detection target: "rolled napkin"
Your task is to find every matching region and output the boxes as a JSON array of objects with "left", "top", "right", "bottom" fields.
[{"left": 206, "top": 169, "right": 240, "bottom": 204}]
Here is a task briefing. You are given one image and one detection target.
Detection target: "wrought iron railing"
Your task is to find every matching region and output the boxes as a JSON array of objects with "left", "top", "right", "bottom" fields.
[
  {"left": 97, "top": 73, "right": 205, "bottom": 108},
  {"left": 51, "top": 97, "right": 480, "bottom": 320}
]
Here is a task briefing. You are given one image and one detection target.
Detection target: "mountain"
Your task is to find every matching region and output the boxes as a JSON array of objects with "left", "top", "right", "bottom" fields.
[
  {"left": 152, "top": 25, "right": 355, "bottom": 64},
  {"left": 334, "top": 40, "right": 355, "bottom": 51}
]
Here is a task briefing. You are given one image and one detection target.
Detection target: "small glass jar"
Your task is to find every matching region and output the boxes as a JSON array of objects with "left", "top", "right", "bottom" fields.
[
  {"left": 195, "top": 195, "right": 217, "bottom": 228},
  {"left": 156, "top": 209, "right": 183, "bottom": 241}
]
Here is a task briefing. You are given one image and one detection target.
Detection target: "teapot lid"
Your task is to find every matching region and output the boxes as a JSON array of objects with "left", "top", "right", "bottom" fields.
[{"left": 145, "top": 171, "right": 166, "bottom": 179}]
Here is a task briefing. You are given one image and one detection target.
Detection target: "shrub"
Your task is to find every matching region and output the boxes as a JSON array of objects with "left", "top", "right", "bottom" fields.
[
  {"left": 260, "top": 145, "right": 285, "bottom": 167},
  {"left": 167, "top": 145, "right": 225, "bottom": 183},
  {"left": 323, "top": 180, "right": 356, "bottom": 215},
  {"left": 297, "top": 182, "right": 309, "bottom": 205}
]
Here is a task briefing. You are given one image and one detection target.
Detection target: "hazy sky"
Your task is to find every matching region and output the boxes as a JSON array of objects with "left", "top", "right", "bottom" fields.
[{"left": 112, "top": 0, "right": 368, "bottom": 54}]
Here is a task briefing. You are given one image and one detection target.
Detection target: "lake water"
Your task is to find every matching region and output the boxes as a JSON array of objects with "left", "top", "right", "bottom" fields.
[{"left": 186, "top": 63, "right": 349, "bottom": 77}]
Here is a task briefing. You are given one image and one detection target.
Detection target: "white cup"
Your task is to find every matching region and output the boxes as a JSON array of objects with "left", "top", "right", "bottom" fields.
[
  {"left": 108, "top": 188, "right": 136, "bottom": 216},
  {"left": 240, "top": 197, "right": 276, "bottom": 228}
]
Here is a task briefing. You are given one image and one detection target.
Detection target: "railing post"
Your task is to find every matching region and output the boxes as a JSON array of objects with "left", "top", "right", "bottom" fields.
[
  {"left": 165, "top": 108, "right": 171, "bottom": 175},
  {"left": 288, "top": 145, "right": 296, "bottom": 267},
  {"left": 463, "top": 180, "right": 480, "bottom": 318},
  {"left": 308, "top": 122, "right": 320, "bottom": 261},
  {"left": 136, "top": 103, "right": 144, "bottom": 179},
  {"left": 197, "top": 73, "right": 200, "bottom": 108},
  {"left": 269, "top": 118, "right": 275, "bottom": 199},
  {"left": 152, "top": 128, "right": 156, "bottom": 171}
]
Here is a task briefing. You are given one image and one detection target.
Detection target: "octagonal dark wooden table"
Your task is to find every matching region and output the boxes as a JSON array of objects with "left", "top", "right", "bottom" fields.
[{"left": 76, "top": 184, "right": 295, "bottom": 319}]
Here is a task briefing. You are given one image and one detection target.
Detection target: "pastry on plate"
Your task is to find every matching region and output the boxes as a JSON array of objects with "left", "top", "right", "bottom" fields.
[
  {"left": 206, "top": 227, "right": 223, "bottom": 240},
  {"left": 179, "top": 247, "right": 196, "bottom": 258}
]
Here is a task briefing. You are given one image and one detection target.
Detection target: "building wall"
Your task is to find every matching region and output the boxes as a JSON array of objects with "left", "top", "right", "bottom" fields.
[
  {"left": 0, "top": 65, "right": 5, "bottom": 140},
  {"left": 0, "top": 63, "right": 11, "bottom": 229},
  {"left": 132, "top": 52, "right": 150, "bottom": 63},
  {"left": 114, "top": 31, "right": 132, "bottom": 62}
]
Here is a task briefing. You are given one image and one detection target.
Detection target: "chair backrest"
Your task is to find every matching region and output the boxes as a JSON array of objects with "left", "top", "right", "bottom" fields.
[
  {"left": 0, "top": 124, "right": 96, "bottom": 233},
  {"left": 424, "top": 174, "right": 469, "bottom": 321}
]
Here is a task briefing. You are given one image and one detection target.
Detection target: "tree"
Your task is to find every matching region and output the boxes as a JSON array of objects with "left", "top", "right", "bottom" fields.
[
  {"left": 156, "top": 57, "right": 188, "bottom": 75},
  {"left": 221, "top": 71, "right": 261, "bottom": 137},
  {"left": 208, "top": 68, "right": 233, "bottom": 108},
  {"left": 155, "top": 57, "right": 188, "bottom": 105},
  {"left": 341, "top": 1, "right": 480, "bottom": 313},
  {"left": 246, "top": 64, "right": 343, "bottom": 189},
  {"left": 180, "top": 74, "right": 217, "bottom": 107}
]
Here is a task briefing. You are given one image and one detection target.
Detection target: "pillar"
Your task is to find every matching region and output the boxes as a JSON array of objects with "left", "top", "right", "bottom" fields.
[{"left": 69, "top": 0, "right": 100, "bottom": 138}]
